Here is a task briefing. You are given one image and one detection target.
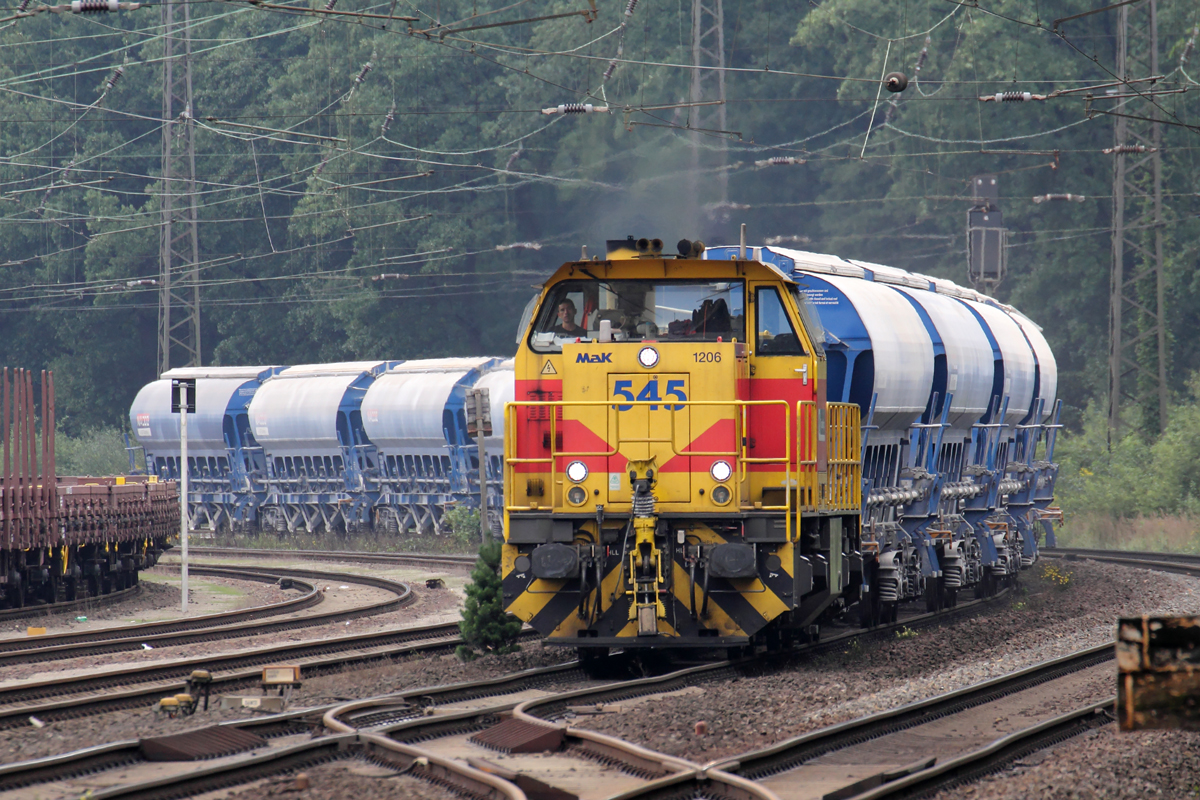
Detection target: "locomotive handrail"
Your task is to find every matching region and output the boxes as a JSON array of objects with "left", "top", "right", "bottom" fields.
[{"left": 503, "top": 398, "right": 794, "bottom": 527}]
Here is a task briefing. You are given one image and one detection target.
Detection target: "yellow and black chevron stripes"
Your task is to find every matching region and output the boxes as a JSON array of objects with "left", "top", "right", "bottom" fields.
[{"left": 501, "top": 529, "right": 802, "bottom": 646}]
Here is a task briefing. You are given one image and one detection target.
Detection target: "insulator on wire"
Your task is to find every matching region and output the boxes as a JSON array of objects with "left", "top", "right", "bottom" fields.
[
  {"left": 602, "top": 0, "right": 638, "bottom": 84},
  {"left": 71, "top": 0, "right": 121, "bottom": 12},
  {"left": 16, "top": 0, "right": 31, "bottom": 11},
  {"left": 1031, "top": 193, "right": 1086, "bottom": 204},
  {"left": 323, "top": 0, "right": 337, "bottom": 8},
  {"left": 1103, "top": 144, "right": 1157, "bottom": 155},
  {"left": 1182, "top": 26, "right": 1198, "bottom": 66},
  {"left": 354, "top": 61, "right": 373, "bottom": 85},
  {"left": 754, "top": 156, "right": 806, "bottom": 167},
  {"left": 914, "top": 35, "right": 930, "bottom": 74},
  {"left": 380, "top": 104, "right": 395, "bottom": 136},
  {"left": 372, "top": 273, "right": 404, "bottom": 281},
  {"left": 104, "top": 65, "right": 124, "bottom": 93},
  {"left": 979, "top": 91, "right": 1046, "bottom": 102},
  {"left": 495, "top": 241, "right": 542, "bottom": 252},
  {"left": 541, "top": 103, "right": 609, "bottom": 116}
]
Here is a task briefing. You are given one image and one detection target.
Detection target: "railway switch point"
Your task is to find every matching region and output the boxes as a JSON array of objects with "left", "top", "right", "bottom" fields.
[
  {"left": 221, "top": 664, "right": 302, "bottom": 712},
  {"left": 187, "top": 669, "right": 213, "bottom": 711}
]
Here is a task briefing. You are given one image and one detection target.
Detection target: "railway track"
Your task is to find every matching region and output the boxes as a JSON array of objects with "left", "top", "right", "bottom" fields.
[
  {"left": 0, "top": 613, "right": 508, "bottom": 730},
  {"left": 8, "top": 546, "right": 1186, "bottom": 799},
  {"left": 710, "top": 644, "right": 1114, "bottom": 799},
  {"left": 0, "top": 562, "right": 423, "bottom": 666},
  {"left": 1043, "top": 545, "right": 1200, "bottom": 577},
  {"left": 0, "top": 545, "right": 469, "bottom": 627},
  {"left": 0, "top": 583, "right": 142, "bottom": 625},
  {"left": 21, "top": 588, "right": 1015, "bottom": 799},
  {"left": 184, "top": 545, "right": 477, "bottom": 569}
]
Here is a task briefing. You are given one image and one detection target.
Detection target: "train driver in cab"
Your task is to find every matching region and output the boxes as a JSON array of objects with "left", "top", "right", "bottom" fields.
[{"left": 551, "top": 298, "right": 585, "bottom": 337}]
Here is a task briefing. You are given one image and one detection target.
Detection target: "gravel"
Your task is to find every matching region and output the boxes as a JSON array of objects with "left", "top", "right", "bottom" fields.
[
  {"left": 575, "top": 560, "right": 1200, "bottom": 764},
  {"left": 213, "top": 759, "right": 459, "bottom": 800},
  {"left": 939, "top": 727, "right": 1200, "bottom": 800},
  {"left": 7, "top": 555, "right": 1196, "bottom": 800},
  {"left": 0, "top": 641, "right": 574, "bottom": 762}
]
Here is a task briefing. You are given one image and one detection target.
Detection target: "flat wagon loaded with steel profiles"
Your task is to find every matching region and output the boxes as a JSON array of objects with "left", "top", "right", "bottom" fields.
[
  {"left": 1, "top": 368, "right": 177, "bottom": 610},
  {"left": 500, "top": 237, "right": 1061, "bottom": 655}
]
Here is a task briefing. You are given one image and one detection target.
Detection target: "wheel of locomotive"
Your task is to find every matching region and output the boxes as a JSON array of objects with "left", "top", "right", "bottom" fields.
[
  {"left": 578, "top": 646, "right": 610, "bottom": 677},
  {"left": 726, "top": 644, "right": 753, "bottom": 660}
]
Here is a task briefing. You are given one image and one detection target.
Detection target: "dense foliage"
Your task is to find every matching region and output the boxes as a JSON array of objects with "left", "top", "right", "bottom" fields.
[
  {"left": 457, "top": 538, "right": 522, "bottom": 659},
  {"left": 0, "top": 0, "right": 1195, "bottom": 448},
  {"left": 1055, "top": 375, "right": 1200, "bottom": 548}
]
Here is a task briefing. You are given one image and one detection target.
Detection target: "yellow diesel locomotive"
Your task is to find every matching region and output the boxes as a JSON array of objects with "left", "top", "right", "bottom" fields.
[{"left": 500, "top": 238, "right": 862, "bottom": 654}]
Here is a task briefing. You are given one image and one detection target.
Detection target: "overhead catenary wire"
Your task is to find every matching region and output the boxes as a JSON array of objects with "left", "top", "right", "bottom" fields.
[{"left": 0, "top": 0, "right": 1193, "bottom": 317}]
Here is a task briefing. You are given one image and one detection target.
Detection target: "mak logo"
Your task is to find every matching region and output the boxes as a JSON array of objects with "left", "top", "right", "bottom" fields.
[{"left": 576, "top": 353, "right": 613, "bottom": 364}]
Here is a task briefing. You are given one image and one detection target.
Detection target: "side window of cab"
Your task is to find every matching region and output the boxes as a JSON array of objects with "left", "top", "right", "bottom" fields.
[{"left": 755, "top": 287, "right": 806, "bottom": 356}]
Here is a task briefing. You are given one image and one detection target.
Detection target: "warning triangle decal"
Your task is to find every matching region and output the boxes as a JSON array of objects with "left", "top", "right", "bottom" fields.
[{"left": 541, "top": 361, "right": 557, "bottom": 375}]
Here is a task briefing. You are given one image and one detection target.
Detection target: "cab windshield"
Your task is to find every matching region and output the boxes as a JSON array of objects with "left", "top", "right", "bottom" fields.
[{"left": 530, "top": 279, "right": 745, "bottom": 353}]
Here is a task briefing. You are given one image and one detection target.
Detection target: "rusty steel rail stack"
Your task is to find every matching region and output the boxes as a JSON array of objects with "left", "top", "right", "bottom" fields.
[{"left": 0, "top": 368, "right": 178, "bottom": 610}]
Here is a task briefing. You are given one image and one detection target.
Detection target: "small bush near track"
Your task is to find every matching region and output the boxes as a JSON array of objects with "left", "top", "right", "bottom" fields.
[
  {"left": 457, "top": 539, "right": 522, "bottom": 661},
  {"left": 442, "top": 506, "right": 482, "bottom": 549}
]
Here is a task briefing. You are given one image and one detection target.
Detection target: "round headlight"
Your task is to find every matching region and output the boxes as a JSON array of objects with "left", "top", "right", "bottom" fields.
[
  {"left": 567, "top": 486, "right": 588, "bottom": 505},
  {"left": 710, "top": 460, "right": 733, "bottom": 483},
  {"left": 637, "top": 346, "right": 660, "bottom": 368},
  {"left": 711, "top": 485, "right": 732, "bottom": 505},
  {"left": 514, "top": 555, "right": 532, "bottom": 573},
  {"left": 566, "top": 460, "right": 589, "bottom": 483}
]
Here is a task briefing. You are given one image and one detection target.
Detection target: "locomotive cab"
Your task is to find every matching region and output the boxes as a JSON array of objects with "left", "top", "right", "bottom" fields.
[{"left": 501, "top": 239, "right": 862, "bottom": 652}]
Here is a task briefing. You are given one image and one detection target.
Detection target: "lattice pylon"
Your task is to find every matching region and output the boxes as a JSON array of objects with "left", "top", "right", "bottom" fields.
[
  {"left": 690, "top": 0, "right": 728, "bottom": 211},
  {"left": 158, "top": 0, "right": 201, "bottom": 376},
  {"left": 1108, "top": 0, "right": 1169, "bottom": 438}
]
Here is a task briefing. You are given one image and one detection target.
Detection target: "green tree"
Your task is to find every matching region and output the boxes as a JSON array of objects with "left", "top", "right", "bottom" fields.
[{"left": 457, "top": 539, "right": 521, "bottom": 661}]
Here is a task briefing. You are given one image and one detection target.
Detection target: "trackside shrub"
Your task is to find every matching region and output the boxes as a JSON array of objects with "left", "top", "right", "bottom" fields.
[{"left": 457, "top": 539, "right": 521, "bottom": 661}]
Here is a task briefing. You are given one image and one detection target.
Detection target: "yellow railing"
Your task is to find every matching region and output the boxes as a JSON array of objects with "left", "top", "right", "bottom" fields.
[
  {"left": 503, "top": 399, "right": 791, "bottom": 530},
  {"left": 795, "top": 401, "right": 818, "bottom": 511},
  {"left": 826, "top": 401, "right": 862, "bottom": 511},
  {"left": 503, "top": 397, "right": 862, "bottom": 537}
]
